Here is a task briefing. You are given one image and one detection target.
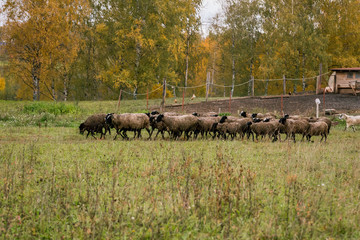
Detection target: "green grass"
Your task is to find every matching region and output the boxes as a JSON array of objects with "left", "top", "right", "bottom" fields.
[{"left": 0, "top": 100, "right": 359, "bottom": 239}]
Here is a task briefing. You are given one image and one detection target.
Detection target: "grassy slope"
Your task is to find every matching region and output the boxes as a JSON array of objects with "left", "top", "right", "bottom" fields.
[{"left": 0, "top": 100, "right": 359, "bottom": 239}]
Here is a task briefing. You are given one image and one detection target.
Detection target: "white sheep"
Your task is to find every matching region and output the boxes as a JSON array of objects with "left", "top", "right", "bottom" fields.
[{"left": 339, "top": 113, "right": 360, "bottom": 131}]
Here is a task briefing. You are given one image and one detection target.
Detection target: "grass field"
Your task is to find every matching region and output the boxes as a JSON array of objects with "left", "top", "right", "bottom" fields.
[{"left": 1, "top": 100, "right": 360, "bottom": 239}]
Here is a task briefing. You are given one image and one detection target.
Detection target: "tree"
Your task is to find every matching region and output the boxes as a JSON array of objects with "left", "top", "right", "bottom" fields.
[{"left": 3, "top": 0, "right": 89, "bottom": 101}]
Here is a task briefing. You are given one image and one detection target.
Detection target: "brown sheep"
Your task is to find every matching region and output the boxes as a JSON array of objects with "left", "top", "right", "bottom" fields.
[{"left": 79, "top": 113, "right": 111, "bottom": 139}]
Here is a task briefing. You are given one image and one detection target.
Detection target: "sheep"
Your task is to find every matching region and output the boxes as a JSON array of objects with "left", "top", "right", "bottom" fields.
[
  {"left": 212, "top": 122, "right": 241, "bottom": 140},
  {"left": 251, "top": 112, "right": 277, "bottom": 119},
  {"left": 218, "top": 115, "right": 252, "bottom": 139},
  {"left": 306, "top": 121, "right": 328, "bottom": 142},
  {"left": 149, "top": 114, "right": 169, "bottom": 140},
  {"left": 308, "top": 117, "right": 332, "bottom": 134},
  {"left": 278, "top": 117, "right": 310, "bottom": 143},
  {"left": 156, "top": 114, "right": 199, "bottom": 140},
  {"left": 240, "top": 111, "right": 251, "bottom": 118},
  {"left": 247, "top": 120, "right": 279, "bottom": 142},
  {"left": 194, "top": 116, "right": 221, "bottom": 139},
  {"left": 79, "top": 113, "right": 111, "bottom": 139},
  {"left": 339, "top": 113, "right": 360, "bottom": 131},
  {"left": 197, "top": 112, "right": 219, "bottom": 117},
  {"left": 106, "top": 113, "right": 151, "bottom": 140}
]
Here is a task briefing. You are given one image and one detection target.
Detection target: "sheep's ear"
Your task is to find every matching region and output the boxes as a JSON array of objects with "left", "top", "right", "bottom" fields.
[{"left": 145, "top": 112, "right": 150, "bottom": 117}]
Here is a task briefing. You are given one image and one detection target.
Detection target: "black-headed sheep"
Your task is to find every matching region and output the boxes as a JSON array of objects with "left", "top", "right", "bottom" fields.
[
  {"left": 106, "top": 113, "right": 151, "bottom": 140},
  {"left": 156, "top": 114, "right": 199, "bottom": 140},
  {"left": 279, "top": 117, "right": 310, "bottom": 142},
  {"left": 247, "top": 120, "right": 279, "bottom": 142},
  {"left": 306, "top": 121, "right": 328, "bottom": 142},
  {"left": 194, "top": 116, "right": 221, "bottom": 139},
  {"left": 79, "top": 113, "right": 111, "bottom": 139},
  {"left": 149, "top": 114, "right": 168, "bottom": 140}
]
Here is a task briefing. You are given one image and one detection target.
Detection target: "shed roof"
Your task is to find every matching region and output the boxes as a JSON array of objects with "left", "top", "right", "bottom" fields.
[{"left": 331, "top": 68, "right": 360, "bottom": 71}]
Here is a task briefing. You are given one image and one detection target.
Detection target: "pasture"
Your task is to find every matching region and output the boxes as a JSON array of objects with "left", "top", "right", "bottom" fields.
[{"left": 0, "top": 100, "right": 360, "bottom": 239}]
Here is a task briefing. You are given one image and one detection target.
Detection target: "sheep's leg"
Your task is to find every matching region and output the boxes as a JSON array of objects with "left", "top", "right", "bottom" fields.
[
  {"left": 352, "top": 125, "right": 356, "bottom": 132},
  {"left": 292, "top": 133, "right": 296, "bottom": 143},
  {"left": 144, "top": 128, "right": 151, "bottom": 139},
  {"left": 86, "top": 131, "right": 90, "bottom": 139},
  {"left": 113, "top": 129, "right": 120, "bottom": 140},
  {"left": 149, "top": 128, "right": 155, "bottom": 139},
  {"left": 300, "top": 133, "right": 306, "bottom": 142},
  {"left": 154, "top": 130, "right": 160, "bottom": 140}
]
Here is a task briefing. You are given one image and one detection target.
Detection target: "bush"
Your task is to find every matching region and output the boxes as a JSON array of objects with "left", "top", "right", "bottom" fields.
[{"left": 23, "top": 102, "right": 81, "bottom": 116}]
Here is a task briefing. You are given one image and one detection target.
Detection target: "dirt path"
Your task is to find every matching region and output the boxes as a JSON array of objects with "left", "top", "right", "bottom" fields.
[{"left": 156, "top": 94, "right": 360, "bottom": 115}]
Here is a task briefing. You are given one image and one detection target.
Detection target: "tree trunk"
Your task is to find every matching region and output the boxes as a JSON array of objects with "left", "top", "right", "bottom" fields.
[
  {"left": 302, "top": 53, "right": 306, "bottom": 92},
  {"left": 32, "top": 62, "right": 40, "bottom": 101},
  {"left": 185, "top": 35, "right": 190, "bottom": 90},
  {"left": 51, "top": 79, "right": 56, "bottom": 101},
  {"left": 64, "top": 75, "right": 68, "bottom": 101},
  {"left": 231, "top": 33, "right": 235, "bottom": 97}
]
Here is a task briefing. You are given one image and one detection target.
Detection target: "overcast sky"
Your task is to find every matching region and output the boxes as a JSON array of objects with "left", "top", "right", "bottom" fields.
[
  {"left": 0, "top": 1, "right": 223, "bottom": 33},
  {"left": 199, "top": 0, "right": 223, "bottom": 35}
]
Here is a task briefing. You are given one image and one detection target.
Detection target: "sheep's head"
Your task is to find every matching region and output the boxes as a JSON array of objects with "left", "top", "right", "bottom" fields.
[
  {"left": 253, "top": 118, "right": 261, "bottom": 123},
  {"left": 263, "top": 118, "right": 270, "bottom": 122},
  {"left": 105, "top": 113, "right": 114, "bottom": 126},
  {"left": 149, "top": 116, "right": 156, "bottom": 125},
  {"left": 156, "top": 114, "right": 164, "bottom": 122},
  {"left": 79, "top": 123, "right": 85, "bottom": 134},
  {"left": 192, "top": 112, "right": 199, "bottom": 116},
  {"left": 219, "top": 116, "right": 227, "bottom": 123},
  {"left": 252, "top": 113, "right": 258, "bottom": 118},
  {"left": 338, "top": 114, "right": 344, "bottom": 120},
  {"left": 279, "top": 117, "right": 287, "bottom": 124},
  {"left": 247, "top": 121, "right": 252, "bottom": 126},
  {"left": 151, "top": 111, "right": 159, "bottom": 115},
  {"left": 284, "top": 114, "right": 290, "bottom": 119},
  {"left": 240, "top": 111, "right": 247, "bottom": 117}
]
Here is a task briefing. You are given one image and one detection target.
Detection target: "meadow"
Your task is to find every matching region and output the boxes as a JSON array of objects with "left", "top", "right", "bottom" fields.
[{"left": 0, "top": 100, "right": 360, "bottom": 239}]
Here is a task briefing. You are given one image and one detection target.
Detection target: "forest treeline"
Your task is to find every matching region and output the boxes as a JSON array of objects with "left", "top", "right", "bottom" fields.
[{"left": 0, "top": 0, "right": 360, "bottom": 101}]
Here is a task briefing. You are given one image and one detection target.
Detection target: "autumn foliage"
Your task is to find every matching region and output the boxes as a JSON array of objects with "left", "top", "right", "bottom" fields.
[{"left": 1, "top": 0, "right": 360, "bottom": 100}]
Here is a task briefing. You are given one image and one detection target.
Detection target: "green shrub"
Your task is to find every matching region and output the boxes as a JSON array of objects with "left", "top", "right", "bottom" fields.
[
  {"left": 218, "top": 112, "right": 231, "bottom": 116},
  {"left": 23, "top": 102, "right": 81, "bottom": 116}
]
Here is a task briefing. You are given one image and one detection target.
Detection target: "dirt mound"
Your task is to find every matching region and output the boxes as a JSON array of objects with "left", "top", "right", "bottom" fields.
[{"left": 158, "top": 94, "right": 360, "bottom": 116}]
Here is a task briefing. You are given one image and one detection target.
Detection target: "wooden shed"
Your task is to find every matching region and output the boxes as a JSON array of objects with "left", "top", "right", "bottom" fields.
[{"left": 328, "top": 68, "right": 360, "bottom": 94}]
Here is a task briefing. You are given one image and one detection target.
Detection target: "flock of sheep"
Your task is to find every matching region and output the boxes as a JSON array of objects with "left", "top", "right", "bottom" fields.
[{"left": 78, "top": 110, "right": 360, "bottom": 142}]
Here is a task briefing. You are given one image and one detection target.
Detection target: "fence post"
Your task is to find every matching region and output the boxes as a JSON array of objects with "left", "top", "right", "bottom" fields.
[
  {"left": 281, "top": 94, "right": 284, "bottom": 115},
  {"left": 302, "top": 74, "right": 305, "bottom": 92},
  {"left": 316, "top": 63, "right": 322, "bottom": 94},
  {"left": 146, "top": 88, "right": 149, "bottom": 110},
  {"left": 252, "top": 76, "right": 255, "bottom": 97},
  {"left": 182, "top": 89, "right": 185, "bottom": 112},
  {"left": 229, "top": 92, "right": 231, "bottom": 113},
  {"left": 283, "top": 75, "right": 286, "bottom": 95},
  {"left": 265, "top": 78, "right": 269, "bottom": 96},
  {"left": 206, "top": 72, "right": 210, "bottom": 102},
  {"left": 160, "top": 78, "right": 166, "bottom": 112},
  {"left": 323, "top": 87, "right": 326, "bottom": 113},
  {"left": 117, "top": 89, "right": 122, "bottom": 112}
]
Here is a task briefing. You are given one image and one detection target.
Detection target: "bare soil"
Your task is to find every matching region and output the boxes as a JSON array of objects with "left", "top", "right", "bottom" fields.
[{"left": 158, "top": 93, "right": 360, "bottom": 116}]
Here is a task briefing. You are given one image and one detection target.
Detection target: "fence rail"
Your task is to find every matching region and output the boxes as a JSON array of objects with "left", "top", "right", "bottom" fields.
[{"left": 116, "top": 72, "right": 332, "bottom": 112}]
